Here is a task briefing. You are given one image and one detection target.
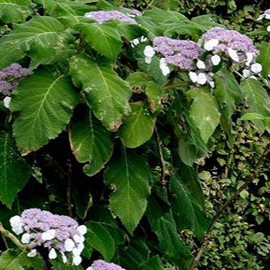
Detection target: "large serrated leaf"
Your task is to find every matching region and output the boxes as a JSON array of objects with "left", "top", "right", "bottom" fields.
[
  {"left": 77, "top": 22, "right": 122, "bottom": 60},
  {"left": 0, "top": 132, "right": 31, "bottom": 208},
  {"left": 11, "top": 68, "right": 79, "bottom": 154},
  {"left": 104, "top": 152, "right": 150, "bottom": 234},
  {"left": 170, "top": 174, "right": 207, "bottom": 239},
  {"left": 240, "top": 78, "right": 270, "bottom": 132},
  {"left": 118, "top": 102, "right": 155, "bottom": 148},
  {"left": 0, "top": 0, "right": 32, "bottom": 23},
  {"left": 0, "top": 16, "right": 75, "bottom": 69},
  {"left": 0, "top": 249, "right": 45, "bottom": 270},
  {"left": 69, "top": 111, "right": 114, "bottom": 176},
  {"left": 188, "top": 87, "right": 220, "bottom": 143},
  {"left": 69, "top": 55, "right": 131, "bottom": 131},
  {"left": 85, "top": 221, "right": 115, "bottom": 261},
  {"left": 257, "top": 41, "right": 270, "bottom": 78}
]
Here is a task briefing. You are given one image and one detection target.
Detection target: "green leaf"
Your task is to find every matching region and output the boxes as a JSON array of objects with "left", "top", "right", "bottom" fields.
[
  {"left": 0, "top": 16, "right": 75, "bottom": 69},
  {"left": 188, "top": 87, "right": 220, "bottom": 143},
  {"left": 69, "top": 55, "right": 131, "bottom": 131},
  {"left": 170, "top": 174, "right": 207, "bottom": 239},
  {"left": 104, "top": 151, "right": 150, "bottom": 234},
  {"left": 11, "top": 68, "right": 79, "bottom": 154},
  {"left": 77, "top": 22, "right": 122, "bottom": 60},
  {"left": 0, "top": 249, "right": 45, "bottom": 270},
  {"left": 257, "top": 41, "right": 270, "bottom": 78},
  {"left": 85, "top": 221, "right": 115, "bottom": 261},
  {"left": 0, "top": 0, "right": 32, "bottom": 23},
  {"left": 50, "top": 258, "right": 84, "bottom": 270},
  {"left": 141, "top": 256, "right": 164, "bottom": 270},
  {"left": 69, "top": 111, "right": 114, "bottom": 176},
  {"left": 118, "top": 102, "right": 155, "bottom": 148},
  {"left": 0, "top": 132, "right": 31, "bottom": 208},
  {"left": 240, "top": 78, "right": 270, "bottom": 132},
  {"left": 240, "top": 113, "right": 266, "bottom": 121},
  {"left": 145, "top": 81, "right": 163, "bottom": 113}
]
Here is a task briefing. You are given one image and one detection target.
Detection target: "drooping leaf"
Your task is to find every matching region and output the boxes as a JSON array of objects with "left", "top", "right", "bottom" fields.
[
  {"left": 0, "top": 16, "right": 75, "bottom": 69},
  {"left": 0, "top": 0, "right": 32, "bottom": 23},
  {"left": 104, "top": 151, "right": 150, "bottom": 234},
  {"left": 257, "top": 41, "right": 270, "bottom": 78},
  {"left": 118, "top": 102, "right": 155, "bottom": 148},
  {"left": 11, "top": 68, "right": 79, "bottom": 154},
  {"left": 188, "top": 87, "right": 220, "bottom": 143},
  {"left": 69, "top": 55, "right": 131, "bottom": 131},
  {"left": 170, "top": 174, "right": 207, "bottom": 239},
  {"left": 0, "top": 249, "right": 45, "bottom": 270},
  {"left": 69, "top": 110, "right": 114, "bottom": 176},
  {"left": 77, "top": 22, "right": 122, "bottom": 60},
  {"left": 0, "top": 132, "right": 31, "bottom": 208},
  {"left": 85, "top": 221, "right": 115, "bottom": 261},
  {"left": 240, "top": 78, "right": 270, "bottom": 132}
]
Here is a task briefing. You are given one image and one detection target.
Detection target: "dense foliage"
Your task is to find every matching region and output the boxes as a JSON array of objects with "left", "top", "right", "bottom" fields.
[{"left": 0, "top": 0, "right": 270, "bottom": 269}]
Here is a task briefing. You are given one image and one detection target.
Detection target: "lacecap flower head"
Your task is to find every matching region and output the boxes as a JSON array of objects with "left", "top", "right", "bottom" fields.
[
  {"left": 9, "top": 208, "right": 87, "bottom": 266},
  {"left": 86, "top": 259, "right": 126, "bottom": 270}
]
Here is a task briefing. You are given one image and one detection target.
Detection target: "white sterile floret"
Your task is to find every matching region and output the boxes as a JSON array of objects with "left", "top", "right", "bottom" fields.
[
  {"left": 257, "top": 14, "right": 265, "bottom": 21},
  {"left": 211, "top": 55, "right": 221, "bottom": 66},
  {"left": 159, "top": 58, "right": 170, "bottom": 76},
  {"left": 144, "top": 45, "right": 155, "bottom": 57},
  {"left": 196, "top": 60, "right": 206, "bottom": 69},
  {"left": 197, "top": 73, "right": 207, "bottom": 85},
  {"left": 72, "top": 247, "right": 81, "bottom": 256},
  {"left": 41, "top": 229, "right": 56, "bottom": 241},
  {"left": 9, "top": 215, "right": 23, "bottom": 235},
  {"left": 73, "top": 255, "right": 82, "bottom": 266},
  {"left": 246, "top": 52, "right": 254, "bottom": 66},
  {"left": 21, "top": 233, "right": 31, "bottom": 244},
  {"left": 140, "top": 36, "right": 147, "bottom": 42},
  {"left": 48, "top": 248, "right": 57, "bottom": 259},
  {"left": 227, "top": 48, "right": 239, "bottom": 62},
  {"left": 189, "top": 71, "right": 198, "bottom": 83},
  {"left": 209, "top": 81, "right": 215, "bottom": 88},
  {"left": 77, "top": 225, "right": 87, "bottom": 236},
  {"left": 86, "top": 267, "right": 93, "bottom": 270},
  {"left": 243, "top": 69, "right": 251, "bottom": 78},
  {"left": 267, "top": 25, "right": 270, "bottom": 32},
  {"left": 131, "top": 38, "right": 139, "bottom": 47},
  {"left": 204, "top": 39, "right": 219, "bottom": 51},
  {"left": 27, "top": 249, "right": 37, "bottom": 257},
  {"left": 61, "top": 252, "right": 68, "bottom": 264},
  {"left": 3, "top": 96, "right": 11, "bottom": 109},
  {"left": 265, "top": 14, "right": 270, "bottom": 19},
  {"left": 251, "top": 63, "right": 262, "bottom": 73},
  {"left": 64, "top": 238, "right": 75, "bottom": 252}
]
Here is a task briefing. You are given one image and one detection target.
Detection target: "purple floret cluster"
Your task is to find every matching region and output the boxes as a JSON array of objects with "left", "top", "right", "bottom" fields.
[
  {"left": 84, "top": 10, "right": 138, "bottom": 24},
  {"left": 86, "top": 260, "right": 126, "bottom": 270},
  {"left": 0, "top": 63, "right": 31, "bottom": 96},
  {"left": 9, "top": 208, "right": 87, "bottom": 266},
  {"left": 153, "top": 37, "right": 202, "bottom": 70}
]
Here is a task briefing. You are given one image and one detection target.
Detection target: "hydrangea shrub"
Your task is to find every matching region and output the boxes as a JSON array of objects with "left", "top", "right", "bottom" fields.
[{"left": 0, "top": 0, "right": 270, "bottom": 269}]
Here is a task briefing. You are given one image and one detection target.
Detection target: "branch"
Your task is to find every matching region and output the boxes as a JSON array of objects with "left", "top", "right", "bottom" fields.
[
  {"left": 189, "top": 142, "right": 270, "bottom": 270},
  {"left": 0, "top": 223, "right": 27, "bottom": 251}
]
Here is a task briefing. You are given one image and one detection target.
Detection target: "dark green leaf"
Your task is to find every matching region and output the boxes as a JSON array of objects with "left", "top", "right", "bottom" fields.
[{"left": 257, "top": 41, "right": 270, "bottom": 78}]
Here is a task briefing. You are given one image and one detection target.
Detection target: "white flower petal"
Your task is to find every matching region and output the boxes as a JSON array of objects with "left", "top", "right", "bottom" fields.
[
  {"left": 267, "top": 25, "right": 270, "bottom": 32},
  {"left": 41, "top": 229, "right": 56, "bottom": 241},
  {"left": 27, "top": 249, "right": 37, "bottom": 258},
  {"left": 211, "top": 55, "right": 221, "bottom": 66},
  {"left": 257, "top": 14, "right": 265, "bottom": 21},
  {"left": 196, "top": 60, "right": 206, "bottom": 69},
  {"left": 62, "top": 253, "right": 68, "bottom": 264},
  {"left": 140, "top": 36, "right": 147, "bottom": 42},
  {"left": 265, "top": 14, "right": 270, "bottom": 19},
  {"left": 86, "top": 267, "right": 93, "bottom": 270},
  {"left": 160, "top": 63, "right": 170, "bottom": 76},
  {"left": 197, "top": 73, "right": 207, "bottom": 85},
  {"left": 251, "top": 63, "right": 262, "bottom": 74},
  {"left": 21, "top": 233, "right": 31, "bottom": 244},
  {"left": 245, "top": 52, "right": 254, "bottom": 66},
  {"left": 204, "top": 39, "right": 219, "bottom": 51},
  {"left": 72, "top": 255, "right": 82, "bottom": 266},
  {"left": 48, "top": 248, "right": 57, "bottom": 259},
  {"left": 64, "top": 238, "right": 75, "bottom": 252},
  {"left": 189, "top": 71, "right": 198, "bottom": 83},
  {"left": 209, "top": 81, "right": 215, "bottom": 88},
  {"left": 3, "top": 96, "right": 11, "bottom": 109},
  {"left": 227, "top": 48, "right": 239, "bottom": 62},
  {"left": 77, "top": 225, "right": 87, "bottom": 236},
  {"left": 143, "top": 45, "right": 155, "bottom": 57},
  {"left": 145, "top": 56, "right": 152, "bottom": 64}
]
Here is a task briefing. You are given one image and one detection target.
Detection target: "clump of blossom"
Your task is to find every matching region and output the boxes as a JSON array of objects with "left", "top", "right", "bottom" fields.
[
  {"left": 84, "top": 10, "right": 138, "bottom": 24},
  {"left": 257, "top": 9, "right": 270, "bottom": 32},
  {"left": 143, "top": 36, "right": 202, "bottom": 76},
  {"left": 9, "top": 208, "right": 87, "bottom": 266},
  {"left": 0, "top": 63, "right": 31, "bottom": 97},
  {"left": 86, "top": 260, "right": 126, "bottom": 270},
  {"left": 130, "top": 36, "right": 148, "bottom": 48}
]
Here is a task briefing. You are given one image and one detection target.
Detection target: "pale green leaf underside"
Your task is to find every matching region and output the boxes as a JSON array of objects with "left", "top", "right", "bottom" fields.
[
  {"left": 0, "top": 16, "right": 74, "bottom": 69},
  {"left": 119, "top": 102, "right": 155, "bottom": 148},
  {"left": 85, "top": 221, "right": 115, "bottom": 261},
  {"left": 69, "top": 55, "right": 131, "bottom": 131},
  {"left": 104, "top": 152, "right": 150, "bottom": 234},
  {"left": 0, "top": 0, "right": 32, "bottom": 23},
  {"left": 0, "top": 132, "right": 31, "bottom": 208},
  {"left": 11, "top": 68, "right": 79, "bottom": 154},
  {"left": 188, "top": 88, "right": 220, "bottom": 143},
  {"left": 70, "top": 111, "right": 114, "bottom": 176}
]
